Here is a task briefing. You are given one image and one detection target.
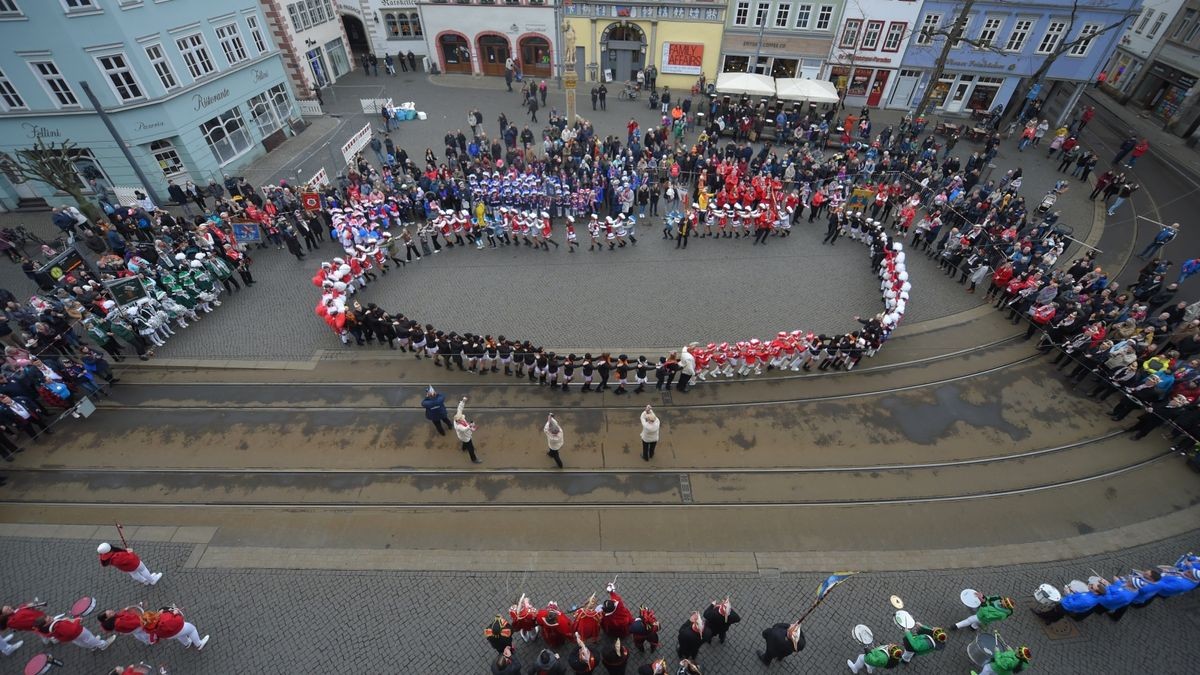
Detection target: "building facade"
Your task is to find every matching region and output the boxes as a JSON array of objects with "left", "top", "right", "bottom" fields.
[
  {"left": 825, "top": 0, "right": 921, "bottom": 109},
  {"left": 262, "top": 0, "right": 355, "bottom": 95},
  {"left": 0, "top": 0, "right": 298, "bottom": 210},
  {"left": 342, "top": 0, "right": 430, "bottom": 67},
  {"left": 899, "top": 0, "right": 1138, "bottom": 117},
  {"left": 420, "top": 0, "right": 557, "bottom": 79},
  {"left": 719, "top": 1, "right": 843, "bottom": 81},
  {"left": 565, "top": 1, "right": 726, "bottom": 88},
  {"left": 1124, "top": 0, "right": 1200, "bottom": 129},
  {"left": 1102, "top": 0, "right": 1184, "bottom": 96}
]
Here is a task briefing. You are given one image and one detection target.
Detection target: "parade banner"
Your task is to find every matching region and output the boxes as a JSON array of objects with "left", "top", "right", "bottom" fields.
[
  {"left": 229, "top": 220, "right": 263, "bottom": 244},
  {"left": 661, "top": 42, "right": 704, "bottom": 75},
  {"left": 341, "top": 123, "right": 373, "bottom": 165},
  {"left": 105, "top": 277, "right": 149, "bottom": 307},
  {"left": 301, "top": 191, "right": 322, "bottom": 212}
]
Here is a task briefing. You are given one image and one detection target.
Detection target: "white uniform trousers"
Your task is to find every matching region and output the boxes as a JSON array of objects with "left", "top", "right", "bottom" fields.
[
  {"left": 71, "top": 627, "right": 109, "bottom": 650},
  {"left": 1, "top": 633, "right": 24, "bottom": 655},
  {"left": 128, "top": 561, "right": 160, "bottom": 585},
  {"left": 954, "top": 614, "right": 981, "bottom": 630},
  {"left": 980, "top": 665, "right": 1000, "bottom": 675},
  {"left": 169, "top": 622, "right": 203, "bottom": 647},
  {"left": 847, "top": 653, "right": 875, "bottom": 674}
]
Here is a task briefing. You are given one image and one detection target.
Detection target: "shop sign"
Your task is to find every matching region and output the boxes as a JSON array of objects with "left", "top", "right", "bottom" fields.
[{"left": 661, "top": 42, "right": 704, "bottom": 75}]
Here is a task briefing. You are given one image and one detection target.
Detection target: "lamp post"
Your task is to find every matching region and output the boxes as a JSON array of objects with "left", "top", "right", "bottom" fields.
[{"left": 78, "top": 80, "right": 166, "bottom": 208}]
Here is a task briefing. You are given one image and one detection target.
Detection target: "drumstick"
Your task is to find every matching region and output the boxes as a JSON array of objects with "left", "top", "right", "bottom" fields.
[{"left": 116, "top": 522, "right": 129, "bottom": 549}]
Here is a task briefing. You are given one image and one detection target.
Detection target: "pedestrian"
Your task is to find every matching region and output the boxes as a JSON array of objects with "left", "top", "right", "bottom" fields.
[
  {"left": 97, "top": 541, "right": 162, "bottom": 585},
  {"left": 1078, "top": 105, "right": 1095, "bottom": 130},
  {"left": 369, "top": 53, "right": 379, "bottom": 75},
  {"left": 505, "top": 66, "right": 514, "bottom": 92},
  {"left": 640, "top": 404, "right": 659, "bottom": 461},
  {"left": 758, "top": 621, "right": 804, "bottom": 665},
  {"left": 0, "top": 393, "right": 52, "bottom": 440},
  {"left": 491, "top": 646, "right": 521, "bottom": 675},
  {"left": 1090, "top": 170, "right": 1115, "bottom": 200},
  {"left": 677, "top": 345, "right": 695, "bottom": 392},
  {"left": 282, "top": 226, "right": 306, "bottom": 261},
  {"left": 1125, "top": 138, "right": 1150, "bottom": 167},
  {"left": 454, "top": 395, "right": 482, "bottom": 463},
  {"left": 361, "top": 52, "right": 370, "bottom": 76},
  {"left": 33, "top": 615, "right": 115, "bottom": 651},
  {"left": 397, "top": 50, "right": 408, "bottom": 72},
  {"left": 384, "top": 53, "right": 396, "bottom": 76},
  {"left": 598, "top": 83, "right": 607, "bottom": 110},
  {"left": 590, "top": 86, "right": 599, "bottom": 111},
  {"left": 407, "top": 51, "right": 416, "bottom": 71},
  {"left": 1138, "top": 222, "right": 1179, "bottom": 259},
  {"left": 539, "top": 80, "right": 548, "bottom": 106},
  {"left": 1107, "top": 181, "right": 1139, "bottom": 216},
  {"left": 528, "top": 96, "right": 539, "bottom": 123},
  {"left": 544, "top": 413, "right": 564, "bottom": 468},
  {"left": 1112, "top": 135, "right": 1137, "bottom": 165},
  {"left": 421, "top": 386, "right": 452, "bottom": 436}
]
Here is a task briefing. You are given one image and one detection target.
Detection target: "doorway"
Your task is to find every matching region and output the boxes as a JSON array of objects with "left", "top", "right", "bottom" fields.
[
  {"left": 945, "top": 75, "right": 974, "bottom": 114},
  {"left": 439, "top": 34, "right": 472, "bottom": 74},
  {"left": 521, "top": 36, "right": 552, "bottom": 78},
  {"left": 478, "top": 35, "right": 510, "bottom": 77},
  {"left": 889, "top": 70, "right": 920, "bottom": 109},
  {"left": 601, "top": 23, "right": 645, "bottom": 83},
  {"left": 867, "top": 70, "right": 890, "bottom": 107},
  {"left": 341, "top": 14, "right": 370, "bottom": 58}
]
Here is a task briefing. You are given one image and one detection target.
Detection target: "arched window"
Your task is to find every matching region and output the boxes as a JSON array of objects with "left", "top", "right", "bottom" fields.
[
  {"left": 149, "top": 139, "right": 184, "bottom": 177},
  {"left": 398, "top": 13, "right": 412, "bottom": 37},
  {"left": 410, "top": 13, "right": 423, "bottom": 37},
  {"left": 385, "top": 13, "right": 399, "bottom": 38}
]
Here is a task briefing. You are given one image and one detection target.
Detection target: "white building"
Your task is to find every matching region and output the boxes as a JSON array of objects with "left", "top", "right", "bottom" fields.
[
  {"left": 341, "top": 0, "right": 429, "bottom": 68},
  {"left": 262, "top": 0, "right": 355, "bottom": 97},
  {"left": 1103, "top": 0, "right": 1186, "bottom": 96},
  {"left": 419, "top": 0, "right": 557, "bottom": 79},
  {"left": 824, "top": 0, "right": 923, "bottom": 109}
]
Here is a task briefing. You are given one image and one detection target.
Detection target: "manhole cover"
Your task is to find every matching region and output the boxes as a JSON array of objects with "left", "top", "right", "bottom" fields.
[{"left": 1040, "top": 618, "right": 1080, "bottom": 640}]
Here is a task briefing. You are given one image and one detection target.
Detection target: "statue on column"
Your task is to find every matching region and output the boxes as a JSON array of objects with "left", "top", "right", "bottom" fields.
[{"left": 563, "top": 21, "right": 577, "bottom": 66}]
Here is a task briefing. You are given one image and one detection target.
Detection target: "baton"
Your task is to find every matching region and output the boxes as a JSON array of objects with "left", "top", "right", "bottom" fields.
[{"left": 116, "top": 522, "right": 129, "bottom": 549}]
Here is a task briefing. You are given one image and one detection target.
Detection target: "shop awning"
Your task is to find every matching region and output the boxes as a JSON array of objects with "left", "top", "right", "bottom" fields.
[
  {"left": 774, "top": 78, "right": 840, "bottom": 104},
  {"left": 714, "top": 72, "right": 776, "bottom": 97}
]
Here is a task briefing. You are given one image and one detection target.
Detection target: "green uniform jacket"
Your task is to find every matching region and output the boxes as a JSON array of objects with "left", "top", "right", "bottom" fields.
[
  {"left": 977, "top": 596, "right": 1012, "bottom": 625},
  {"left": 902, "top": 631, "right": 936, "bottom": 654}
]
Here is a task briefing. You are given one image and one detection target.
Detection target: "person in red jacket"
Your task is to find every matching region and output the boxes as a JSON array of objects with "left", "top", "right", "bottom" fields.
[
  {"left": 600, "top": 582, "right": 633, "bottom": 639},
  {"left": 97, "top": 542, "right": 162, "bottom": 586},
  {"left": 1, "top": 601, "right": 47, "bottom": 638},
  {"left": 34, "top": 615, "right": 114, "bottom": 651},
  {"left": 143, "top": 606, "right": 209, "bottom": 650},
  {"left": 536, "top": 601, "right": 574, "bottom": 648},
  {"left": 98, "top": 606, "right": 152, "bottom": 645}
]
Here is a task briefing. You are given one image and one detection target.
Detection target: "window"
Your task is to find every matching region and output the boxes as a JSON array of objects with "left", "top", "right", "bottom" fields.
[
  {"left": 200, "top": 108, "right": 252, "bottom": 165},
  {"left": 815, "top": 5, "right": 834, "bottom": 31},
  {"left": 977, "top": 16, "right": 1003, "bottom": 48},
  {"left": 754, "top": 1, "right": 769, "bottom": 27},
  {"left": 288, "top": 1, "right": 312, "bottom": 31},
  {"left": 916, "top": 13, "right": 941, "bottom": 45},
  {"left": 0, "top": 0, "right": 20, "bottom": 16},
  {"left": 30, "top": 61, "right": 78, "bottom": 108},
  {"left": 308, "top": 0, "right": 328, "bottom": 24},
  {"left": 1006, "top": 18, "right": 1033, "bottom": 52},
  {"left": 1188, "top": 16, "right": 1200, "bottom": 43},
  {"left": 410, "top": 12, "right": 422, "bottom": 37},
  {"left": 61, "top": 0, "right": 96, "bottom": 10},
  {"left": 385, "top": 13, "right": 398, "bottom": 36},
  {"left": 794, "top": 4, "right": 811, "bottom": 29},
  {"left": 883, "top": 22, "right": 905, "bottom": 52},
  {"left": 861, "top": 20, "right": 884, "bottom": 50},
  {"left": 840, "top": 18, "right": 862, "bottom": 48},
  {"left": 1037, "top": 20, "right": 1067, "bottom": 54},
  {"left": 216, "top": 22, "right": 248, "bottom": 65},
  {"left": 398, "top": 13, "right": 411, "bottom": 36},
  {"left": 734, "top": 1, "right": 749, "bottom": 26},
  {"left": 96, "top": 53, "right": 144, "bottom": 102},
  {"left": 150, "top": 139, "right": 185, "bottom": 177},
  {"left": 246, "top": 14, "right": 267, "bottom": 54},
  {"left": 269, "top": 82, "right": 294, "bottom": 122},
  {"left": 0, "top": 67, "right": 25, "bottom": 110},
  {"left": 1148, "top": 12, "right": 1167, "bottom": 39},
  {"left": 1069, "top": 23, "right": 1101, "bottom": 56},
  {"left": 144, "top": 43, "right": 178, "bottom": 90},
  {"left": 246, "top": 91, "right": 281, "bottom": 137},
  {"left": 1135, "top": 8, "right": 1153, "bottom": 34},
  {"left": 953, "top": 14, "right": 972, "bottom": 47},
  {"left": 176, "top": 32, "right": 216, "bottom": 78},
  {"left": 1173, "top": 9, "right": 1196, "bottom": 39},
  {"left": 774, "top": 4, "right": 789, "bottom": 28}
]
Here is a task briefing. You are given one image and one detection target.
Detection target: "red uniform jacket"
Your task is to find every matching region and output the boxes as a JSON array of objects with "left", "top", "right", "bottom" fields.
[
  {"left": 536, "top": 608, "right": 574, "bottom": 648},
  {"left": 151, "top": 610, "right": 184, "bottom": 640},
  {"left": 100, "top": 549, "right": 141, "bottom": 572},
  {"left": 112, "top": 609, "right": 144, "bottom": 634},
  {"left": 600, "top": 591, "right": 633, "bottom": 638},
  {"left": 5, "top": 605, "right": 46, "bottom": 632},
  {"left": 48, "top": 617, "right": 84, "bottom": 642}
]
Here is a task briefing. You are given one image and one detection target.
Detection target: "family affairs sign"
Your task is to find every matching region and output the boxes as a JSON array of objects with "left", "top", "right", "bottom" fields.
[{"left": 661, "top": 42, "right": 703, "bottom": 75}]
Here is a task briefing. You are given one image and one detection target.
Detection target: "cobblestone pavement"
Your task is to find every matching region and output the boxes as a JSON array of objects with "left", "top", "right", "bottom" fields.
[
  {"left": 0, "top": 74, "right": 1098, "bottom": 359},
  {"left": 1, "top": 532, "right": 1197, "bottom": 674}
]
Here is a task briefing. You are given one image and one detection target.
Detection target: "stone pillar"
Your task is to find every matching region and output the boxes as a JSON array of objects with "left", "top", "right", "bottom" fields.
[{"left": 565, "top": 71, "right": 578, "bottom": 122}]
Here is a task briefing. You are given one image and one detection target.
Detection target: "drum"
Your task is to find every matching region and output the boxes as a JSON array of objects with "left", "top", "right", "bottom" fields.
[
  {"left": 889, "top": 595, "right": 904, "bottom": 609},
  {"left": 70, "top": 596, "right": 96, "bottom": 618},
  {"left": 960, "top": 589, "right": 982, "bottom": 608},
  {"left": 853, "top": 624, "right": 874, "bottom": 645},
  {"left": 1087, "top": 575, "right": 1104, "bottom": 587},
  {"left": 893, "top": 610, "right": 915, "bottom": 630},
  {"left": 965, "top": 633, "right": 998, "bottom": 668},
  {"left": 1034, "top": 584, "right": 1062, "bottom": 606},
  {"left": 24, "top": 654, "right": 62, "bottom": 675},
  {"left": 1067, "top": 580, "right": 1088, "bottom": 594}
]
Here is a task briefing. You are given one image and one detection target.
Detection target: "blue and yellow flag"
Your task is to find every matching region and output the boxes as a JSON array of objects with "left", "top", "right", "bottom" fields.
[{"left": 816, "top": 572, "right": 857, "bottom": 601}]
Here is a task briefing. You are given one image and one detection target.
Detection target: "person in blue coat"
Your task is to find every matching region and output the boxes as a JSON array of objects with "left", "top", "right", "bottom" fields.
[
  {"left": 421, "top": 386, "right": 452, "bottom": 436},
  {"left": 1058, "top": 583, "right": 1104, "bottom": 621},
  {"left": 1097, "top": 577, "right": 1138, "bottom": 621}
]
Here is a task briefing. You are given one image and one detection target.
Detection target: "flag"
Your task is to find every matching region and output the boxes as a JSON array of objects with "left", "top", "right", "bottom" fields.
[{"left": 815, "top": 572, "right": 856, "bottom": 601}]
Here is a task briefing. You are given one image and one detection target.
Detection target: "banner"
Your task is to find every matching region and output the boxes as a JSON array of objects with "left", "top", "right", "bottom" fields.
[
  {"left": 661, "top": 42, "right": 704, "bottom": 75},
  {"left": 301, "top": 191, "right": 321, "bottom": 211},
  {"left": 229, "top": 220, "right": 263, "bottom": 244},
  {"left": 340, "top": 123, "right": 373, "bottom": 165}
]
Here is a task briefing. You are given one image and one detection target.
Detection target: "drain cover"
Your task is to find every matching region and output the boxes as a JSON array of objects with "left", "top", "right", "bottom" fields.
[{"left": 1040, "top": 618, "right": 1080, "bottom": 640}]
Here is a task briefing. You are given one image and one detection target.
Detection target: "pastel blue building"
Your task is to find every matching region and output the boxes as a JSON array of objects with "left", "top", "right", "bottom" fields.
[
  {"left": 0, "top": 0, "right": 298, "bottom": 210},
  {"left": 896, "top": 0, "right": 1140, "bottom": 119}
]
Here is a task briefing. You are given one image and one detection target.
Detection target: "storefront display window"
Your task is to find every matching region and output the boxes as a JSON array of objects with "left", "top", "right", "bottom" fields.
[
  {"left": 848, "top": 68, "right": 871, "bottom": 96},
  {"left": 929, "top": 76, "right": 954, "bottom": 107},
  {"left": 723, "top": 55, "right": 750, "bottom": 73},
  {"left": 771, "top": 58, "right": 797, "bottom": 78},
  {"left": 967, "top": 76, "right": 1003, "bottom": 111}
]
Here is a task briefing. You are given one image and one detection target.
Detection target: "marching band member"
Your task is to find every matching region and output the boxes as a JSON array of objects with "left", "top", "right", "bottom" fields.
[
  {"left": 483, "top": 614, "right": 513, "bottom": 653},
  {"left": 600, "top": 582, "right": 633, "bottom": 639},
  {"left": 601, "top": 637, "right": 630, "bottom": 675},
  {"left": 675, "top": 611, "right": 708, "bottom": 661},
  {"left": 978, "top": 645, "right": 1031, "bottom": 675},
  {"left": 508, "top": 594, "right": 539, "bottom": 643},
  {"left": 702, "top": 597, "right": 740, "bottom": 644},
  {"left": 140, "top": 605, "right": 209, "bottom": 649},
  {"left": 899, "top": 621, "right": 946, "bottom": 662},
  {"left": 529, "top": 648, "right": 566, "bottom": 675},
  {"left": 98, "top": 606, "right": 153, "bottom": 645},
  {"left": 953, "top": 593, "right": 1014, "bottom": 631},
  {"left": 629, "top": 606, "right": 660, "bottom": 653},
  {"left": 536, "top": 601, "right": 574, "bottom": 649},
  {"left": 758, "top": 621, "right": 804, "bottom": 665},
  {"left": 569, "top": 631, "right": 598, "bottom": 673},
  {"left": 97, "top": 542, "right": 162, "bottom": 586},
  {"left": 34, "top": 615, "right": 115, "bottom": 651},
  {"left": 848, "top": 642, "right": 903, "bottom": 673}
]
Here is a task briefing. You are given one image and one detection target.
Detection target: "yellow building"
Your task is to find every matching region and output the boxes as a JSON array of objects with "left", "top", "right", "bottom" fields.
[{"left": 563, "top": 2, "right": 727, "bottom": 90}]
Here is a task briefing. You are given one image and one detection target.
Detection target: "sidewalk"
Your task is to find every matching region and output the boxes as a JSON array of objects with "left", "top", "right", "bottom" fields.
[{"left": 1085, "top": 88, "right": 1200, "bottom": 181}]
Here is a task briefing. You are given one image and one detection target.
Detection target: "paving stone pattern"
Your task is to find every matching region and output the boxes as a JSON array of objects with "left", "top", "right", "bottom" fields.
[{"left": 2, "top": 533, "right": 1198, "bottom": 674}]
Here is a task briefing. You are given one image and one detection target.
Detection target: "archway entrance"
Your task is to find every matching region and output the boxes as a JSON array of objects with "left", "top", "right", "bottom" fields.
[
  {"left": 520, "top": 36, "right": 552, "bottom": 78},
  {"left": 601, "top": 23, "right": 645, "bottom": 83},
  {"left": 439, "top": 34, "right": 472, "bottom": 74},
  {"left": 341, "top": 14, "right": 370, "bottom": 58},
  {"left": 478, "top": 35, "right": 510, "bottom": 77}
]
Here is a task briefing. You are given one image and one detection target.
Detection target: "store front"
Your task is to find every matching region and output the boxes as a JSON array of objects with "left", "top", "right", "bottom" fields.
[
  {"left": 1136, "top": 60, "right": 1199, "bottom": 121},
  {"left": 916, "top": 71, "right": 1009, "bottom": 114},
  {"left": 719, "top": 33, "right": 829, "bottom": 81},
  {"left": 829, "top": 65, "right": 895, "bottom": 108}
]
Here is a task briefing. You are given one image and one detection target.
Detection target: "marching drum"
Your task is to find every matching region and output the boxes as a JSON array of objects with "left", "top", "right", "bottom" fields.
[
  {"left": 69, "top": 596, "right": 96, "bottom": 618},
  {"left": 853, "top": 625, "right": 874, "bottom": 645},
  {"left": 960, "top": 588, "right": 982, "bottom": 608},
  {"left": 23, "top": 654, "right": 62, "bottom": 675},
  {"left": 1087, "top": 575, "right": 1104, "bottom": 587},
  {"left": 1067, "top": 580, "right": 1089, "bottom": 594},
  {"left": 893, "top": 610, "right": 915, "bottom": 630},
  {"left": 1034, "top": 584, "right": 1062, "bottom": 607},
  {"left": 965, "top": 633, "right": 998, "bottom": 668}
]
